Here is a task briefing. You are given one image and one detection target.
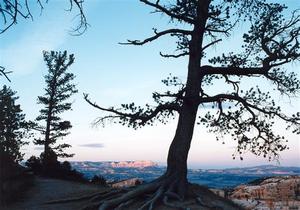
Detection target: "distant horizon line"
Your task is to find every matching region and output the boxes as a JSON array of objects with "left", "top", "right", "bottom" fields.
[{"left": 67, "top": 160, "right": 300, "bottom": 169}]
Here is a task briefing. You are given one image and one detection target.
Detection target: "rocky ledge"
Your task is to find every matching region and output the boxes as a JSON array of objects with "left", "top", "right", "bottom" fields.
[{"left": 229, "top": 176, "right": 300, "bottom": 209}]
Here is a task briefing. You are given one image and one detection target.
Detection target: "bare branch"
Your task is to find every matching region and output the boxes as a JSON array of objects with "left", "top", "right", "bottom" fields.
[
  {"left": 0, "top": 66, "right": 11, "bottom": 82},
  {"left": 68, "top": 0, "right": 89, "bottom": 35},
  {"left": 0, "top": 0, "right": 88, "bottom": 35},
  {"left": 140, "top": 0, "right": 194, "bottom": 24},
  {"left": 205, "top": 28, "right": 230, "bottom": 36},
  {"left": 202, "top": 39, "right": 222, "bottom": 52},
  {"left": 119, "top": 28, "right": 191, "bottom": 45}
]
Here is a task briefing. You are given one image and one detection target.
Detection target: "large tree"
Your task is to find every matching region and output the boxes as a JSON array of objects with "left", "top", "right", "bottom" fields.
[
  {"left": 83, "top": 0, "right": 300, "bottom": 209},
  {"left": 0, "top": 85, "right": 28, "bottom": 163},
  {"left": 34, "top": 51, "right": 77, "bottom": 166}
]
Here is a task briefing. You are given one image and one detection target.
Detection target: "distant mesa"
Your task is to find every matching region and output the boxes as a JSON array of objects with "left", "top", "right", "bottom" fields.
[
  {"left": 109, "top": 160, "right": 157, "bottom": 168},
  {"left": 203, "top": 165, "right": 300, "bottom": 175},
  {"left": 70, "top": 162, "right": 300, "bottom": 190},
  {"left": 72, "top": 160, "right": 158, "bottom": 169}
]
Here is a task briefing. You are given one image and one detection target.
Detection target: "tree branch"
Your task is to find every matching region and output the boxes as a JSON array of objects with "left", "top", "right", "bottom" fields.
[
  {"left": 159, "top": 51, "right": 189, "bottom": 58},
  {"left": 0, "top": 0, "right": 88, "bottom": 35},
  {"left": 198, "top": 90, "right": 298, "bottom": 160},
  {"left": 200, "top": 65, "right": 269, "bottom": 76},
  {"left": 84, "top": 94, "right": 180, "bottom": 127},
  {"left": 140, "top": 0, "right": 194, "bottom": 24},
  {"left": 244, "top": 5, "right": 300, "bottom": 68},
  {"left": 0, "top": 66, "right": 11, "bottom": 82},
  {"left": 119, "top": 28, "right": 191, "bottom": 45},
  {"left": 68, "top": 0, "right": 89, "bottom": 35},
  {"left": 199, "top": 93, "right": 299, "bottom": 124},
  {"left": 202, "top": 39, "right": 222, "bottom": 52}
]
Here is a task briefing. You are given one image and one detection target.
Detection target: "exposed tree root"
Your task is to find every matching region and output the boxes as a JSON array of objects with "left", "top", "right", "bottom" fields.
[
  {"left": 45, "top": 175, "right": 241, "bottom": 210},
  {"left": 97, "top": 178, "right": 166, "bottom": 210},
  {"left": 80, "top": 174, "right": 226, "bottom": 210},
  {"left": 44, "top": 191, "right": 109, "bottom": 204},
  {"left": 44, "top": 189, "right": 125, "bottom": 204}
]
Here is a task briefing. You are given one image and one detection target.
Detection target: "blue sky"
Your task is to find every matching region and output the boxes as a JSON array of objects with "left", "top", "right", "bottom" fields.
[{"left": 0, "top": 0, "right": 299, "bottom": 169}]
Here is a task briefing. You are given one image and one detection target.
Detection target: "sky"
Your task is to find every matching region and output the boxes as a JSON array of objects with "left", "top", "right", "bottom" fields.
[{"left": 0, "top": 0, "right": 299, "bottom": 169}]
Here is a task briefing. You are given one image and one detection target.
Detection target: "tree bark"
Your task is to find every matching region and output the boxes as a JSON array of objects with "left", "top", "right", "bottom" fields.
[
  {"left": 44, "top": 105, "right": 52, "bottom": 164},
  {"left": 44, "top": 70, "right": 58, "bottom": 165},
  {"left": 166, "top": 103, "right": 199, "bottom": 178}
]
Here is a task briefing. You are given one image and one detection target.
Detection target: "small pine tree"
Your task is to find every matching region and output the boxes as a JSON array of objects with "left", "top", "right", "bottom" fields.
[
  {"left": 0, "top": 85, "right": 28, "bottom": 163},
  {"left": 34, "top": 51, "right": 77, "bottom": 165}
]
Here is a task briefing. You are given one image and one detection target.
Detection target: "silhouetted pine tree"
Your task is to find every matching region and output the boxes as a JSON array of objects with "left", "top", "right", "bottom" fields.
[
  {"left": 0, "top": 85, "right": 28, "bottom": 163},
  {"left": 34, "top": 51, "right": 77, "bottom": 166}
]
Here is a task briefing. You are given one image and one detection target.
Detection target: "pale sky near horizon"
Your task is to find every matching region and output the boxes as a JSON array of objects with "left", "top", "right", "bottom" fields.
[{"left": 0, "top": 0, "right": 299, "bottom": 169}]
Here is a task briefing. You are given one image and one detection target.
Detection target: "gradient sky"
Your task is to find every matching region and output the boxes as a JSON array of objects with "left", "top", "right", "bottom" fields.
[{"left": 0, "top": 0, "right": 299, "bottom": 169}]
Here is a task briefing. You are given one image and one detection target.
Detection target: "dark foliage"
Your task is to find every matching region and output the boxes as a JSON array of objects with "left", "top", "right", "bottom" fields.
[
  {"left": 25, "top": 155, "right": 42, "bottom": 175},
  {"left": 0, "top": 85, "right": 30, "bottom": 163},
  {"left": 25, "top": 154, "right": 86, "bottom": 182},
  {"left": 33, "top": 51, "right": 78, "bottom": 164},
  {"left": 91, "top": 175, "right": 107, "bottom": 186},
  {"left": 0, "top": 154, "right": 33, "bottom": 206}
]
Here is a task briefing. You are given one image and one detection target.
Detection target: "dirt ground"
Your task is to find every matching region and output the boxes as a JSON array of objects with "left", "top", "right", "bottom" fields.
[
  {"left": 1, "top": 177, "right": 242, "bottom": 210},
  {"left": 1, "top": 177, "right": 107, "bottom": 210}
]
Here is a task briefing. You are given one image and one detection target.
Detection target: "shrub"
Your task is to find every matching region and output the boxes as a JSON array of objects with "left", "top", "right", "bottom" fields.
[
  {"left": 91, "top": 175, "right": 107, "bottom": 186},
  {"left": 25, "top": 155, "right": 86, "bottom": 182},
  {"left": 25, "top": 156, "right": 42, "bottom": 175}
]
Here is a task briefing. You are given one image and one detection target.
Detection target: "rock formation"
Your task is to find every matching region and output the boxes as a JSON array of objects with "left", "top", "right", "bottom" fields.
[
  {"left": 110, "top": 178, "right": 142, "bottom": 188},
  {"left": 229, "top": 176, "right": 300, "bottom": 209},
  {"left": 109, "top": 160, "right": 157, "bottom": 168}
]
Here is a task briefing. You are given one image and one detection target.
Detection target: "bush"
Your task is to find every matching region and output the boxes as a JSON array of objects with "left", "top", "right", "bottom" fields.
[
  {"left": 91, "top": 175, "right": 107, "bottom": 186},
  {"left": 25, "top": 156, "right": 42, "bottom": 175},
  {"left": 25, "top": 154, "right": 86, "bottom": 182}
]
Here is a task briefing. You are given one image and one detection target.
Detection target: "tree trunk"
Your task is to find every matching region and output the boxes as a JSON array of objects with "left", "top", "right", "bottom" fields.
[
  {"left": 166, "top": 103, "right": 198, "bottom": 179},
  {"left": 44, "top": 111, "right": 51, "bottom": 164},
  {"left": 165, "top": 0, "right": 209, "bottom": 196},
  {"left": 43, "top": 68, "right": 59, "bottom": 165},
  {"left": 44, "top": 85, "right": 56, "bottom": 165}
]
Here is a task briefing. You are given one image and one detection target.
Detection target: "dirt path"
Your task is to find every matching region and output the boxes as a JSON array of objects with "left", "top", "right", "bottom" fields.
[{"left": 2, "top": 177, "right": 107, "bottom": 210}]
